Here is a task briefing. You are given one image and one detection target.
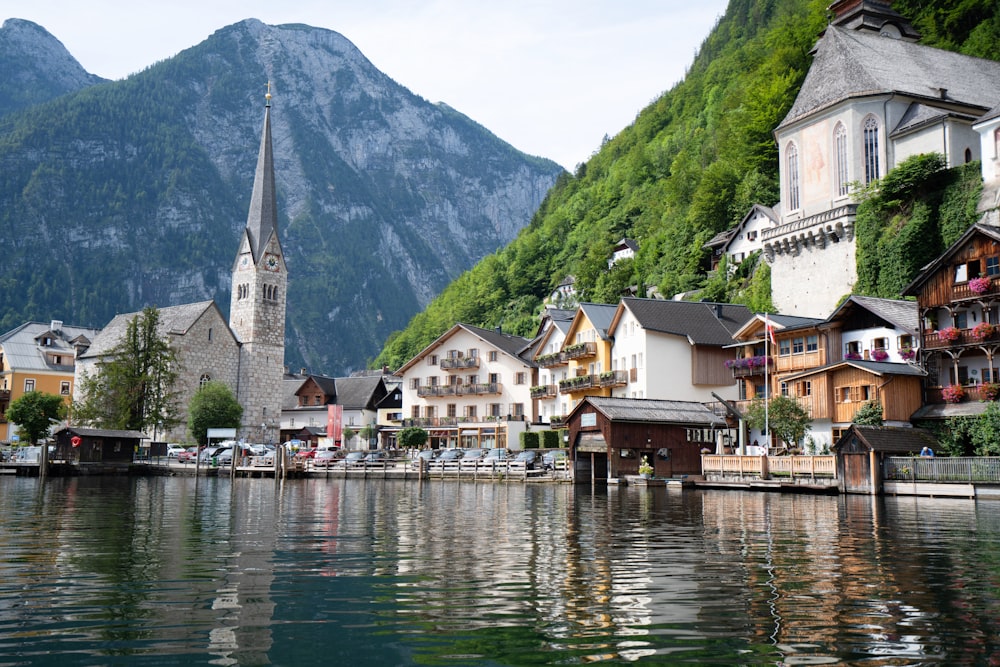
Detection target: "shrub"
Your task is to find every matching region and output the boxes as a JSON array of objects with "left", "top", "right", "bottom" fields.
[{"left": 520, "top": 431, "right": 540, "bottom": 449}]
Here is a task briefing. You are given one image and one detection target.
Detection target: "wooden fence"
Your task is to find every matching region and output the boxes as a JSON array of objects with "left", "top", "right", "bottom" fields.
[
  {"left": 701, "top": 455, "right": 836, "bottom": 480},
  {"left": 884, "top": 456, "right": 1000, "bottom": 483}
]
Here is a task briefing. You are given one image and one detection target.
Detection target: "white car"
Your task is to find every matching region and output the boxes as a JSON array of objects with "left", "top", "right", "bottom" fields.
[{"left": 166, "top": 444, "right": 186, "bottom": 458}]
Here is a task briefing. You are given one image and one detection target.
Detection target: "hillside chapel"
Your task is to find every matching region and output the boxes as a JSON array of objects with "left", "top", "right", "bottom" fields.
[
  {"left": 759, "top": 0, "right": 1000, "bottom": 316},
  {"left": 75, "top": 92, "right": 287, "bottom": 443}
]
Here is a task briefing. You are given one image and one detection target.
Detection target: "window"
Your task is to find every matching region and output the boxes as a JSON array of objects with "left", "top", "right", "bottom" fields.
[
  {"left": 965, "top": 147, "right": 973, "bottom": 164},
  {"left": 872, "top": 337, "right": 888, "bottom": 351},
  {"left": 208, "top": 327, "right": 213, "bottom": 342},
  {"left": 428, "top": 355, "right": 438, "bottom": 365},
  {"left": 314, "top": 396, "right": 322, "bottom": 405},
  {"left": 786, "top": 142, "right": 801, "bottom": 210},
  {"left": 792, "top": 337, "right": 804, "bottom": 354},
  {"left": 411, "top": 406, "right": 420, "bottom": 419},
  {"left": 467, "top": 375, "right": 478, "bottom": 385},
  {"left": 796, "top": 381, "right": 812, "bottom": 396},
  {"left": 199, "top": 374, "right": 211, "bottom": 389},
  {"left": 863, "top": 116, "right": 880, "bottom": 184},
  {"left": 447, "top": 404, "right": 456, "bottom": 417},
  {"left": 488, "top": 351, "right": 498, "bottom": 362},
  {"left": 747, "top": 230, "right": 757, "bottom": 241},
  {"left": 410, "top": 378, "right": 419, "bottom": 390},
  {"left": 467, "top": 348, "right": 479, "bottom": 358},
  {"left": 898, "top": 334, "right": 913, "bottom": 349},
  {"left": 954, "top": 312, "right": 968, "bottom": 329},
  {"left": 955, "top": 259, "right": 981, "bottom": 284},
  {"left": 780, "top": 381, "right": 789, "bottom": 396},
  {"left": 488, "top": 373, "right": 499, "bottom": 384},
  {"left": 512, "top": 403, "right": 524, "bottom": 418},
  {"left": 779, "top": 339, "right": 791, "bottom": 356},
  {"left": 489, "top": 403, "right": 502, "bottom": 417},
  {"left": 465, "top": 405, "right": 478, "bottom": 419},
  {"left": 428, "top": 376, "right": 439, "bottom": 387},
  {"left": 987, "top": 257, "right": 1000, "bottom": 277},
  {"left": 515, "top": 372, "right": 527, "bottom": 385},
  {"left": 24, "top": 379, "right": 35, "bottom": 392},
  {"left": 834, "top": 122, "right": 849, "bottom": 196},
  {"left": 60, "top": 381, "right": 71, "bottom": 395},
  {"left": 806, "top": 335, "right": 818, "bottom": 352}
]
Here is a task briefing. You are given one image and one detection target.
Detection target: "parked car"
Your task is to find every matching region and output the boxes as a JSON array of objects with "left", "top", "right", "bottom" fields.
[
  {"left": 344, "top": 451, "right": 368, "bottom": 466},
  {"left": 216, "top": 445, "right": 255, "bottom": 466},
  {"left": 177, "top": 447, "right": 199, "bottom": 463},
  {"left": 363, "top": 450, "right": 390, "bottom": 464},
  {"left": 483, "top": 448, "right": 510, "bottom": 463},
  {"left": 166, "top": 444, "right": 186, "bottom": 459},
  {"left": 436, "top": 448, "right": 464, "bottom": 462},
  {"left": 313, "top": 449, "right": 346, "bottom": 467},
  {"left": 198, "top": 446, "right": 228, "bottom": 464},
  {"left": 295, "top": 448, "right": 319, "bottom": 459},
  {"left": 513, "top": 449, "right": 538, "bottom": 469},
  {"left": 462, "top": 448, "right": 488, "bottom": 462},
  {"left": 542, "top": 450, "right": 569, "bottom": 470}
]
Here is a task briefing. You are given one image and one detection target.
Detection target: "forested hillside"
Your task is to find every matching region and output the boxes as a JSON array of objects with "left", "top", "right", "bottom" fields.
[{"left": 374, "top": 0, "right": 1000, "bottom": 371}]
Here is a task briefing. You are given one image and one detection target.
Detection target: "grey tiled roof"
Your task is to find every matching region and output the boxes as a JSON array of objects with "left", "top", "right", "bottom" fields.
[
  {"left": 0, "top": 321, "right": 101, "bottom": 372},
  {"left": 56, "top": 426, "right": 148, "bottom": 440},
  {"left": 782, "top": 359, "right": 925, "bottom": 382},
  {"left": 890, "top": 102, "right": 974, "bottom": 137},
  {"left": 622, "top": 298, "right": 754, "bottom": 345},
  {"left": 779, "top": 26, "right": 1000, "bottom": 130},
  {"left": 79, "top": 301, "right": 219, "bottom": 359},
  {"left": 461, "top": 324, "right": 535, "bottom": 361},
  {"left": 834, "top": 424, "right": 937, "bottom": 454},
  {"left": 331, "top": 375, "right": 386, "bottom": 410},
  {"left": 581, "top": 396, "right": 726, "bottom": 427},
  {"left": 244, "top": 104, "right": 279, "bottom": 263},
  {"left": 577, "top": 303, "right": 619, "bottom": 341},
  {"left": 827, "top": 295, "right": 918, "bottom": 334}
]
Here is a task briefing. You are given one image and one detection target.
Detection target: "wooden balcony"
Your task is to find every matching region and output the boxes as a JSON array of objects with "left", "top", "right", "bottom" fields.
[
  {"left": 774, "top": 350, "right": 825, "bottom": 373},
  {"left": 417, "top": 383, "right": 502, "bottom": 397},
  {"left": 558, "top": 374, "right": 598, "bottom": 394},
  {"left": 440, "top": 356, "right": 480, "bottom": 370},
  {"left": 563, "top": 341, "right": 597, "bottom": 360},
  {"left": 535, "top": 352, "right": 565, "bottom": 368},
  {"left": 923, "top": 327, "right": 998, "bottom": 350},
  {"left": 598, "top": 370, "right": 628, "bottom": 388},
  {"left": 530, "top": 384, "right": 557, "bottom": 399}
]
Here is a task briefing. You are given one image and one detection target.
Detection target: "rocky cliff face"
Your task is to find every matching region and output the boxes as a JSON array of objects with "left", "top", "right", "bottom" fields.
[
  {"left": 0, "top": 19, "right": 106, "bottom": 116},
  {"left": 0, "top": 18, "right": 563, "bottom": 374}
]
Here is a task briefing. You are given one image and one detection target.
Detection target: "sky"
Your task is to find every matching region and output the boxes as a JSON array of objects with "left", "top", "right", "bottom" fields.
[{"left": 9, "top": 1, "right": 729, "bottom": 170}]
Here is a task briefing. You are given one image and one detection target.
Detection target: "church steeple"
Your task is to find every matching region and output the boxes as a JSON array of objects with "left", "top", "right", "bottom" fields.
[{"left": 245, "top": 83, "right": 279, "bottom": 262}]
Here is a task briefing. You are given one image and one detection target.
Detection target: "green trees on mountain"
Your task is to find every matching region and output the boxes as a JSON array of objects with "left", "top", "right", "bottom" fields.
[{"left": 374, "top": 0, "right": 1000, "bottom": 372}]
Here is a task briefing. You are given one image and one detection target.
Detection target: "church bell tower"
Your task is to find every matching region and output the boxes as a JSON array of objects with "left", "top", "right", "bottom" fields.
[{"left": 229, "top": 86, "right": 286, "bottom": 441}]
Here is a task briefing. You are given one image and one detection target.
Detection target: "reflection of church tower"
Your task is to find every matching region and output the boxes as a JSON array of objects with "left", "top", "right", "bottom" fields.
[{"left": 230, "top": 88, "right": 286, "bottom": 440}]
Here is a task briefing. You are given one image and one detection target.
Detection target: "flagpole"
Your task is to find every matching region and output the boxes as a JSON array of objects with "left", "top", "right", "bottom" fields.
[{"left": 764, "top": 314, "right": 770, "bottom": 455}]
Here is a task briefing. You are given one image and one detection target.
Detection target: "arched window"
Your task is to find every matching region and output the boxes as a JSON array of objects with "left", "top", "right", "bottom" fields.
[
  {"left": 199, "top": 374, "right": 211, "bottom": 389},
  {"left": 863, "top": 116, "right": 880, "bottom": 184},
  {"left": 834, "top": 122, "right": 849, "bottom": 197},
  {"left": 965, "top": 147, "right": 972, "bottom": 164},
  {"left": 786, "top": 142, "right": 801, "bottom": 211}
]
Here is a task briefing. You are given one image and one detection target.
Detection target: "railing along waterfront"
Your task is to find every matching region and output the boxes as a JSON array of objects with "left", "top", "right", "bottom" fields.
[
  {"left": 884, "top": 456, "right": 1000, "bottom": 482},
  {"left": 701, "top": 455, "right": 836, "bottom": 480}
]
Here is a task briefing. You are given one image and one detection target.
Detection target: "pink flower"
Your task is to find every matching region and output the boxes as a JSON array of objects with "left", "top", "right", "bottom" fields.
[{"left": 970, "top": 276, "right": 992, "bottom": 295}]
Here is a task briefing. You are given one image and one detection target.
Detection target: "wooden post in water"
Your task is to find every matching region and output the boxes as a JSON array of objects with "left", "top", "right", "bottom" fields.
[{"left": 39, "top": 443, "right": 48, "bottom": 478}]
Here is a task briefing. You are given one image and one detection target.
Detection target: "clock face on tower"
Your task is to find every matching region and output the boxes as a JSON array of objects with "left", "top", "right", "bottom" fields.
[{"left": 264, "top": 254, "right": 280, "bottom": 272}]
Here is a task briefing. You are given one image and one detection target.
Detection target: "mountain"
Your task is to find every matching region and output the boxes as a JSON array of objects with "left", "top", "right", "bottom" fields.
[
  {"left": 0, "top": 18, "right": 564, "bottom": 375},
  {"left": 374, "top": 0, "right": 1000, "bottom": 371},
  {"left": 0, "top": 19, "right": 106, "bottom": 117}
]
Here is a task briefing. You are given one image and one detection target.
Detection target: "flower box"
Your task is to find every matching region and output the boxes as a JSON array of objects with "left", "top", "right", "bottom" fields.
[
  {"left": 970, "top": 276, "right": 992, "bottom": 295},
  {"left": 942, "top": 384, "right": 965, "bottom": 403},
  {"left": 871, "top": 349, "right": 889, "bottom": 362},
  {"left": 938, "top": 326, "right": 961, "bottom": 342},
  {"left": 972, "top": 322, "right": 995, "bottom": 341},
  {"left": 981, "top": 383, "right": 1000, "bottom": 402},
  {"left": 900, "top": 347, "right": 916, "bottom": 361}
]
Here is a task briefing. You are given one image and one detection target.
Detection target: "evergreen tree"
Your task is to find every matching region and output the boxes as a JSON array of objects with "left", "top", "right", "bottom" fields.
[
  {"left": 5, "top": 391, "right": 66, "bottom": 444},
  {"left": 187, "top": 381, "right": 242, "bottom": 446},
  {"left": 73, "top": 307, "right": 180, "bottom": 434},
  {"left": 852, "top": 400, "right": 884, "bottom": 426}
]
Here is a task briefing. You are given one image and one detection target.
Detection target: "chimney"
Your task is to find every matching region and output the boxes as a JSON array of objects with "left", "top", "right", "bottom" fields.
[
  {"left": 51, "top": 319, "right": 63, "bottom": 333},
  {"left": 300, "top": 368, "right": 307, "bottom": 375}
]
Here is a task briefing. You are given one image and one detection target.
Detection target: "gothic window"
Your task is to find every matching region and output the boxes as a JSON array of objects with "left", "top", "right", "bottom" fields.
[
  {"left": 834, "top": 122, "right": 849, "bottom": 196},
  {"left": 965, "top": 147, "right": 973, "bottom": 164},
  {"left": 786, "top": 142, "right": 801, "bottom": 211},
  {"left": 863, "top": 116, "right": 880, "bottom": 184}
]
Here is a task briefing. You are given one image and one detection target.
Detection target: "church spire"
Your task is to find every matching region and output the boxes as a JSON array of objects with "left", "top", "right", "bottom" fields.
[{"left": 245, "top": 83, "right": 278, "bottom": 262}]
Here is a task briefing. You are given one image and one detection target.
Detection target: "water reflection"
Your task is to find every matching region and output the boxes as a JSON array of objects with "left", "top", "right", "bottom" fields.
[{"left": 0, "top": 476, "right": 999, "bottom": 664}]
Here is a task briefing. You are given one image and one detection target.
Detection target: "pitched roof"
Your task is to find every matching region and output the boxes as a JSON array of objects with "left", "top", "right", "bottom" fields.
[
  {"left": 0, "top": 321, "right": 101, "bottom": 372},
  {"left": 244, "top": 100, "right": 279, "bottom": 263},
  {"left": 778, "top": 26, "right": 1000, "bottom": 131},
  {"left": 781, "top": 359, "right": 925, "bottom": 382},
  {"left": 902, "top": 224, "right": 1000, "bottom": 296},
  {"left": 394, "top": 323, "right": 534, "bottom": 373},
  {"left": 576, "top": 303, "right": 619, "bottom": 341},
  {"left": 331, "top": 375, "right": 386, "bottom": 410},
  {"left": 617, "top": 298, "right": 754, "bottom": 345},
  {"left": 56, "top": 426, "right": 148, "bottom": 440},
  {"left": 79, "top": 301, "right": 222, "bottom": 359},
  {"left": 577, "top": 396, "right": 726, "bottom": 427},
  {"left": 825, "top": 295, "right": 918, "bottom": 334},
  {"left": 833, "top": 424, "right": 937, "bottom": 454}
]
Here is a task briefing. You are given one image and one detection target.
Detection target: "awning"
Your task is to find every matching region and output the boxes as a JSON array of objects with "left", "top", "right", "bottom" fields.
[{"left": 576, "top": 432, "right": 607, "bottom": 453}]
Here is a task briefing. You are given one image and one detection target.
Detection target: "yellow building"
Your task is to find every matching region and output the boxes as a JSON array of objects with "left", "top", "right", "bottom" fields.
[
  {"left": 0, "top": 320, "right": 98, "bottom": 443},
  {"left": 556, "top": 303, "right": 619, "bottom": 412}
]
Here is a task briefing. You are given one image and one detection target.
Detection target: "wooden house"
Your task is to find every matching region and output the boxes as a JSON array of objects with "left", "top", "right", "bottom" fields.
[
  {"left": 903, "top": 224, "right": 1000, "bottom": 419},
  {"left": 52, "top": 426, "right": 147, "bottom": 465},
  {"left": 832, "top": 424, "right": 938, "bottom": 495},
  {"left": 566, "top": 396, "right": 728, "bottom": 484}
]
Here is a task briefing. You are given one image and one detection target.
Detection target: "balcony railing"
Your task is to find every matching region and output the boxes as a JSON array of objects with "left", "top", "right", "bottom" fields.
[
  {"left": 725, "top": 355, "right": 772, "bottom": 378},
  {"left": 563, "top": 342, "right": 597, "bottom": 360},
  {"left": 924, "top": 326, "right": 998, "bottom": 350},
  {"left": 402, "top": 415, "right": 515, "bottom": 428},
  {"left": 558, "top": 374, "right": 598, "bottom": 394},
  {"left": 417, "top": 383, "right": 502, "bottom": 397},
  {"left": 598, "top": 370, "right": 628, "bottom": 388},
  {"left": 440, "top": 356, "right": 480, "bottom": 370},
  {"left": 530, "top": 384, "right": 557, "bottom": 399},
  {"left": 535, "top": 352, "right": 565, "bottom": 368}
]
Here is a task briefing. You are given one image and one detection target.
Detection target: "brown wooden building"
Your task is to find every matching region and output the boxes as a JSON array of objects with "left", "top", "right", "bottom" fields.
[
  {"left": 903, "top": 223, "right": 1000, "bottom": 418},
  {"left": 52, "top": 426, "right": 148, "bottom": 464},
  {"left": 833, "top": 424, "right": 938, "bottom": 494},
  {"left": 566, "top": 396, "right": 728, "bottom": 483}
]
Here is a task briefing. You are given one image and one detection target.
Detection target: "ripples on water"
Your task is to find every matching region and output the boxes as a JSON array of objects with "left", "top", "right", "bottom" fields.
[{"left": 0, "top": 476, "right": 999, "bottom": 665}]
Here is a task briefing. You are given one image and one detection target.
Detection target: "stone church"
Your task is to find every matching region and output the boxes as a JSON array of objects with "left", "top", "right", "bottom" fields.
[
  {"left": 75, "top": 93, "right": 287, "bottom": 444},
  {"left": 762, "top": 0, "right": 1000, "bottom": 317}
]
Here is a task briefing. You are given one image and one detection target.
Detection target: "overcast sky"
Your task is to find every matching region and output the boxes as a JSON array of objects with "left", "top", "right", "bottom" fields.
[{"left": 9, "top": 1, "right": 728, "bottom": 170}]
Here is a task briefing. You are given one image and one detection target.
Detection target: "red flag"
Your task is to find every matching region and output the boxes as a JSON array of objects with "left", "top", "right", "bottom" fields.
[{"left": 765, "top": 316, "right": 776, "bottom": 346}]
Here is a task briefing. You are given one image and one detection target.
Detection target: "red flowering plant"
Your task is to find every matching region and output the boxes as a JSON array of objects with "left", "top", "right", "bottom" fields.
[
  {"left": 941, "top": 384, "right": 965, "bottom": 403},
  {"left": 969, "top": 276, "right": 992, "bottom": 295},
  {"left": 871, "top": 349, "right": 889, "bottom": 362},
  {"left": 900, "top": 346, "right": 917, "bottom": 361},
  {"left": 972, "top": 322, "right": 995, "bottom": 341},
  {"left": 937, "top": 326, "right": 961, "bottom": 342},
  {"left": 980, "top": 382, "right": 1000, "bottom": 402}
]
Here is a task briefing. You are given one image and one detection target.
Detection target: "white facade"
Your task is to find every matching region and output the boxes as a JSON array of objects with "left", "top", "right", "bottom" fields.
[{"left": 721, "top": 206, "right": 778, "bottom": 272}]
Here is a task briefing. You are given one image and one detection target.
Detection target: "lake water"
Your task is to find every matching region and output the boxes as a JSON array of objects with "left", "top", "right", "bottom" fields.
[{"left": 1, "top": 475, "right": 998, "bottom": 666}]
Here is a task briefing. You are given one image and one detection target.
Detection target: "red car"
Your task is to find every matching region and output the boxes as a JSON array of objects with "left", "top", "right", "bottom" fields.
[
  {"left": 295, "top": 447, "right": 318, "bottom": 459},
  {"left": 177, "top": 447, "right": 199, "bottom": 464}
]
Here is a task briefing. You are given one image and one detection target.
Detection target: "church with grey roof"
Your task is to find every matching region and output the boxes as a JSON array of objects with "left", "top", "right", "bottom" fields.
[{"left": 75, "top": 93, "right": 287, "bottom": 444}]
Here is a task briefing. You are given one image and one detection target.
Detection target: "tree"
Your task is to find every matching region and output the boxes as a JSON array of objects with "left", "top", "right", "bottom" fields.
[
  {"left": 969, "top": 402, "right": 1000, "bottom": 456},
  {"left": 397, "top": 426, "right": 428, "bottom": 449},
  {"left": 73, "top": 307, "right": 180, "bottom": 434},
  {"left": 342, "top": 426, "right": 357, "bottom": 448},
  {"left": 5, "top": 391, "right": 66, "bottom": 444},
  {"left": 187, "top": 381, "right": 243, "bottom": 446},
  {"left": 745, "top": 395, "right": 811, "bottom": 451},
  {"left": 852, "top": 400, "right": 884, "bottom": 426}
]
